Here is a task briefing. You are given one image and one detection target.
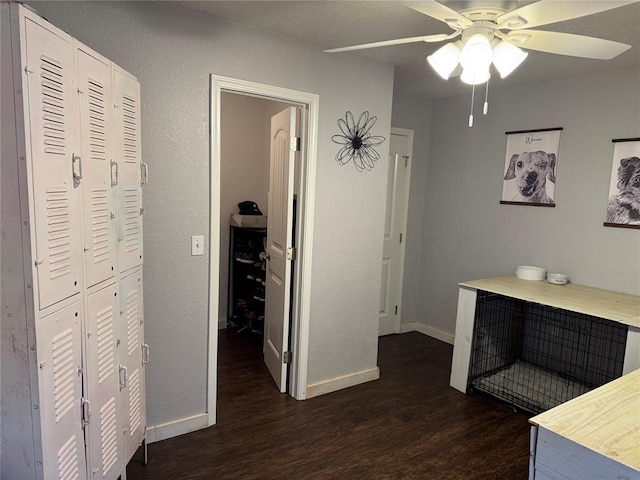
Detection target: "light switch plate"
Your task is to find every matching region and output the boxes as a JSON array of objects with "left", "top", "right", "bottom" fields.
[{"left": 191, "top": 235, "right": 204, "bottom": 256}]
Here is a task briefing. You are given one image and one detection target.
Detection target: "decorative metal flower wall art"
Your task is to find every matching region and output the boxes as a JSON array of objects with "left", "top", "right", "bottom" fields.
[{"left": 332, "top": 111, "right": 385, "bottom": 172}]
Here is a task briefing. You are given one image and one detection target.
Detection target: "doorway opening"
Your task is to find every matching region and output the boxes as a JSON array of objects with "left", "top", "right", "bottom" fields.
[{"left": 207, "top": 75, "right": 319, "bottom": 426}]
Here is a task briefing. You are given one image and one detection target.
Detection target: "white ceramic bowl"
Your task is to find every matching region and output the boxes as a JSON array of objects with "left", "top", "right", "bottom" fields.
[
  {"left": 516, "top": 265, "right": 546, "bottom": 281},
  {"left": 547, "top": 273, "right": 569, "bottom": 285}
]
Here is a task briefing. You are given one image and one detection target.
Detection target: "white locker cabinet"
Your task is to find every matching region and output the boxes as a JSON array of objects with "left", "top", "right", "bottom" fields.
[
  {"left": 119, "top": 268, "right": 147, "bottom": 460},
  {"left": 1, "top": 4, "right": 147, "bottom": 479},
  {"left": 114, "top": 68, "right": 144, "bottom": 274},
  {"left": 77, "top": 47, "right": 118, "bottom": 289}
]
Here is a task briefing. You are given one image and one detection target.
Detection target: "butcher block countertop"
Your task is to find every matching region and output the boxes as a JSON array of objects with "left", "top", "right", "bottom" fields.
[
  {"left": 530, "top": 368, "right": 640, "bottom": 472},
  {"left": 459, "top": 276, "right": 640, "bottom": 328}
]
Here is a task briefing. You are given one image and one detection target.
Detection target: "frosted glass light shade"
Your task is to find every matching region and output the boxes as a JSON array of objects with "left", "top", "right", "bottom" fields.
[
  {"left": 492, "top": 40, "right": 528, "bottom": 78},
  {"left": 459, "top": 34, "right": 493, "bottom": 71},
  {"left": 427, "top": 43, "right": 461, "bottom": 80},
  {"left": 461, "top": 67, "right": 490, "bottom": 85}
]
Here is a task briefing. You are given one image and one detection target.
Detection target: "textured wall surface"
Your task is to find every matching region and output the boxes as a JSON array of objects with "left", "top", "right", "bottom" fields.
[
  {"left": 29, "top": 1, "right": 393, "bottom": 426},
  {"left": 420, "top": 66, "right": 640, "bottom": 337}
]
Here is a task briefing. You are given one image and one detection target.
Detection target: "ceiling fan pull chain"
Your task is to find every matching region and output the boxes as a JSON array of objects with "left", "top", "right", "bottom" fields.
[
  {"left": 483, "top": 79, "right": 489, "bottom": 116},
  {"left": 468, "top": 82, "right": 475, "bottom": 128}
]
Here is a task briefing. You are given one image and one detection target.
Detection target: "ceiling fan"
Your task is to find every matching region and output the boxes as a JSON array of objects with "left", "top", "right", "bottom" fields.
[{"left": 325, "top": 0, "right": 636, "bottom": 85}]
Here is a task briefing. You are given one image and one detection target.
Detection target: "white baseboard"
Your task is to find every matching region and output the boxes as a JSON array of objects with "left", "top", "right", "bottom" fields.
[
  {"left": 306, "top": 366, "right": 380, "bottom": 399},
  {"left": 218, "top": 318, "right": 227, "bottom": 330},
  {"left": 145, "top": 412, "right": 210, "bottom": 444},
  {"left": 400, "top": 322, "right": 455, "bottom": 345}
]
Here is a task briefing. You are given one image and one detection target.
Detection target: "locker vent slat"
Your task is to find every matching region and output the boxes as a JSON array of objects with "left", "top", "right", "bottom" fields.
[
  {"left": 40, "top": 56, "right": 66, "bottom": 155},
  {"left": 52, "top": 328, "right": 75, "bottom": 422},
  {"left": 124, "top": 187, "right": 139, "bottom": 253},
  {"left": 46, "top": 188, "right": 72, "bottom": 279},
  {"left": 96, "top": 304, "right": 114, "bottom": 384},
  {"left": 91, "top": 188, "right": 110, "bottom": 265},
  {"left": 87, "top": 79, "right": 106, "bottom": 161},
  {"left": 128, "top": 369, "right": 141, "bottom": 437},
  {"left": 100, "top": 397, "right": 119, "bottom": 475},
  {"left": 121, "top": 94, "right": 137, "bottom": 163},
  {"left": 126, "top": 289, "right": 139, "bottom": 356},
  {"left": 57, "top": 435, "right": 80, "bottom": 480}
]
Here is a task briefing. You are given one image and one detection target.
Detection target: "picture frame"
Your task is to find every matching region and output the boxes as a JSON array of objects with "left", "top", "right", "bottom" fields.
[
  {"left": 500, "top": 127, "right": 563, "bottom": 207},
  {"left": 603, "top": 138, "right": 640, "bottom": 229}
]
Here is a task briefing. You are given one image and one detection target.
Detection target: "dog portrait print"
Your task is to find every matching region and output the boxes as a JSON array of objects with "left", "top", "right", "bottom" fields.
[
  {"left": 501, "top": 128, "right": 562, "bottom": 206},
  {"left": 504, "top": 151, "right": 557, "bottom": 204},
  {"left": 605, "top": 155, "right": 640, "bottom": 227}
]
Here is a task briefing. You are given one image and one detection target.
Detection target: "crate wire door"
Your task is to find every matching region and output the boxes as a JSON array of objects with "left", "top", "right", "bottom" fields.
[{"left": 469, "top": 291, "right": 627, "bottom": 413}]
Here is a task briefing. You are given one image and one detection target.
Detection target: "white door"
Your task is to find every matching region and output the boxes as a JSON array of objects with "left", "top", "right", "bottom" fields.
[
  {"left": 264, "top": 107, "right": 298, "bottom": 392},
  {"left": 113, "top": 68, "right": 143, "bottom": 274},
  {"left": 24, "top": 19, "right": 83, "bottom": 310},
  {"left": 77, "top": 47, "right": 117, "bottom": 288},
  {"left": 86, "top": 282, "right": 124, "bottom": 479},
  {"left": 379, "top": 130, "right": 412, "bottom": 336},
  {"left": 37, "top": 302, "right": 87, "bottom": 480},
  {"left": 118, "top": 268, "right": 146, "bottom": 460}
]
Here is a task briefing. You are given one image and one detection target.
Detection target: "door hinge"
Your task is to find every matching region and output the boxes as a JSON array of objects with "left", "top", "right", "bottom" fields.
[
  {"left": 286, "top": 247, "right": 296, "bottom": 261},
  {"left": 395, "top": 305, "right": 398, "bottom": 315},
  {"left": 283, "top": 351, "right": 292, "bottom": 364},
  {"left": 290, "top": 137, "right": 300, "bottom": 152},
  {"left": 403, "top": 155, "right": 409, "bottom": 167},
  {"left": 399, "top": 233, "right": 403, "bottom": 243}
]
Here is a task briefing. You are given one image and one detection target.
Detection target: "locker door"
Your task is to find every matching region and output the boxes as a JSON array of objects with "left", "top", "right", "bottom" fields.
[
  {"left": 23, "top": 19, "right": 82, "bottom": 310},
  {"left": 37, "top": 303, "right": 87, "bottom": 480},
  {"left": 85, "top": 283, "right": 124, "bottom": 479},
  {"left": 113, "top": 70, "right": 142, "bottom": 273},
  {"left": 77, "top": 48, "right": 117, "bottom": 288},
  {"left": 119, "top": 269, "right": 146, "bottom": 459}
]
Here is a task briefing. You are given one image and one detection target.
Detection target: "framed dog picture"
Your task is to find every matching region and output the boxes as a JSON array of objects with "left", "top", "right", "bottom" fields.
[
  {"left": 500, "top": 127, "right": 563, "bottom": 207},
  {"left": 604, "top": 138, "right": 640, "bottom": 229}
]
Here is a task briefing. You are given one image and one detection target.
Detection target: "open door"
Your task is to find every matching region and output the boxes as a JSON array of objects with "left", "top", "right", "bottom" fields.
[{"left": 264, "top": 107, "right": 298, "bottom": 392}]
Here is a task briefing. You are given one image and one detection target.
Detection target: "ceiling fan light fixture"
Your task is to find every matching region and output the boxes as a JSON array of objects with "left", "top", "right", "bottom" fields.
[
  {"left": 492, "top": 40, "right": 528, "bottom": 78},
  {"left": 459, "top": 33, "right": 493, "bottom": 72},
  {"left": 427, "top": 42, "right": 461, "bottom": 80},
  {"left": 461, "top": 67, "right": 490, "bottom": 85}
]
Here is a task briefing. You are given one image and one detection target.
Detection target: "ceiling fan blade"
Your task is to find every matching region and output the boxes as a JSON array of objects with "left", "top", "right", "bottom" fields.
[
  {"left": 405, "top": 1, "right": 473, "bottom": 29},
  {"left": 505, "top": 30, "right": 631, "bottom": 59},
  {"left": 324, "top": 33, "right": 454, "bottom": 53},
  {"left": 497, "top": 1, "right": 637, "bottom": 30}
]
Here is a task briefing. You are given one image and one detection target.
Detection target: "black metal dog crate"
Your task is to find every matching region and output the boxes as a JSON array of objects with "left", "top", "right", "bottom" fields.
[{"left": 468, "top": 291, "right": 627, "bottom": 414}]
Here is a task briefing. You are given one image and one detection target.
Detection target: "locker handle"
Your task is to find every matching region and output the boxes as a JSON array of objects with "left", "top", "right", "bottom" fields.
[
  {"left": 81, "top": 397, "right": 91, "bottom": 427},
  {"left": 111, "top": 160, "right": 119, "bottom": 187},
  {"left": 119, "top": 365, "right": 128, "bottom": 390},
  {"left": 141, "top": 162, "right": 149, "bottom": 186},
  {"left": 142, "top": 343, "right": 150, "bottom": 365},
  {"left": 72, "top": 153, "right": 83, "bottom": 187}
]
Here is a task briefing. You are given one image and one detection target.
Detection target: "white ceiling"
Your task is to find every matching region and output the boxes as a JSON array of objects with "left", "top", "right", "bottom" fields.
[{"left": 171, "top": 1, "right": 640, "bottom": 99}]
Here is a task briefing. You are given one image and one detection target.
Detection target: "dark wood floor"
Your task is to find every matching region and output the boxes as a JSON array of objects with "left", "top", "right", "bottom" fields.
[{"left": 127, "top": 331, "right": 531, "bottom": 479}]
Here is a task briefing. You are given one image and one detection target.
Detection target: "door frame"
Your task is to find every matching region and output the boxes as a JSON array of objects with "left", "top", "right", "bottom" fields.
[
  {"left": 207, "top": 75, "right": 319, "bottom": 425},
  {"left": 386, "top": 127, "right": 413, "bottom": 334}
]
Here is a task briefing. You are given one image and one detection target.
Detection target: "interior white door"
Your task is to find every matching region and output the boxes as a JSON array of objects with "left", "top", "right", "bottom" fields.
[
  {"left": 24, "top": 18, "right": 83, "bottom": 310},
  {"left": 379, "top": 131, "right": 412, "bottom": 336},
  {"left": 264, "top": 106, "right": 298, "bottom": 392},
  {"left": 77, "top": 47, "right": 117, "bottom": 288}
]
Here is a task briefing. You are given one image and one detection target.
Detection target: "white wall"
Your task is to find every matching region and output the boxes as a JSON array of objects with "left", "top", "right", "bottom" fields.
[
  {"left": 419, "top": 66, "right": 640, "bottom": 338},
  {"left": 29, "top": 1, "right": 393, "bottom": 428}
]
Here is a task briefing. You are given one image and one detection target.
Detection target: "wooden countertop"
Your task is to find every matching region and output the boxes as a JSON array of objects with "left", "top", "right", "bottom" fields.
[
  {"left": 530, "top": 368, "right": 640, "bottom": 472},
  {"left": 459, "top": 276, "right": 640, "bottom": 328}
]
